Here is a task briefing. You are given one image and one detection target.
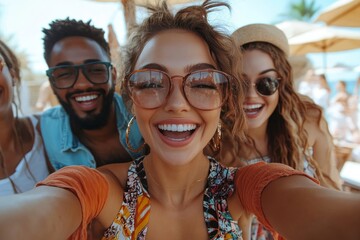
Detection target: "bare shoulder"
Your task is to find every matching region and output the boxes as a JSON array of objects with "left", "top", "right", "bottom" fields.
[
  {"left": 304, "top": 108, "right": 328, "bottom": 131},
  {"left": 95, "top": 162, "right": 132, "bottom": 228},
  {"left": 304, "top": 107, "right": 332, "bottom": 146},
  {"left": 303, "top": 102, "right": 322, "bottom": 122},
  {"left": 98, "top": 162, "right": 132, "bottom": 188}
]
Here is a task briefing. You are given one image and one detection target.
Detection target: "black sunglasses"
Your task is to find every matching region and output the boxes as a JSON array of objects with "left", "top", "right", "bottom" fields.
[{"left": 246, "top": 77, "right": 280, "bottom": 96}]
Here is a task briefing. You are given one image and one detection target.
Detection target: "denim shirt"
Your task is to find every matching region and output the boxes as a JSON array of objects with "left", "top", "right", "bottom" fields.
[{"left": 40, "top": 93, "right": 143, "bottom": 170}]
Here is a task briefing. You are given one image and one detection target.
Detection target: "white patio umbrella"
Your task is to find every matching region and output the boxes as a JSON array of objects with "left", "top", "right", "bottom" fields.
[
  {"left": 314, "top": 0, "right": 360, "bottom": 27},
  {"left": 289, "top": 26, "right": 360, "bottom": 69},
  {"left": 276, "top": 20, "right": 321, "bottom": 38},
  {"left": 275, "top": 21, "right": 322, "bottom": 81}
]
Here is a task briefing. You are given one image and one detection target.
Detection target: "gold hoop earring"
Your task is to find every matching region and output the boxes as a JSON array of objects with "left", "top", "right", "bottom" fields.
[
  {"left": 210, "top": 122, "right": 222, "bottom": 153},
  {"left": 126, "top": 116, "right": 145, "bottom": 153}
]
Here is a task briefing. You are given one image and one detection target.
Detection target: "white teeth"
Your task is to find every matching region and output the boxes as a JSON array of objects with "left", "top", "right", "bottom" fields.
[
  {"left": 75, "top": 94, "right": 98, "bottom": 102},
  {"left": 158, "top": 124, "right": 196, "bottom": 132},
  {"left": 243, "top": 104, "right": 262, "bottom": 110}
]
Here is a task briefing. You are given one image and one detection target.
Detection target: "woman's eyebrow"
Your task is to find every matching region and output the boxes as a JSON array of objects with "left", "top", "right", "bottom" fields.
[
  {"left": 138, "top": 63, "right": 217, "bottom": 73},
  {"left": 185, "top": 63, "right": 216, "bottom": 73},
  {"left": 139, "top": 63, "right": 167, "bottom": 72},
  {"left": 259, "top": 68, "right": 277, "bottom": 75}
]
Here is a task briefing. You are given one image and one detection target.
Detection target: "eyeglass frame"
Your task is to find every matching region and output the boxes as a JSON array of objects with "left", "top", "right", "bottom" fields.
[
  {"left": 46, "top": 61, "right": 113, "bottom": 89},
  {"left": 125, "top": 68, "right": 232, "bottom": 111},
  {"left": 246, "top": 76, "right": 281, "bottom": 96}
]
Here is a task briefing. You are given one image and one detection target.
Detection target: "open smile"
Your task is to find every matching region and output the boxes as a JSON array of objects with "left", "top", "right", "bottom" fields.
[
  {"left": 70, "top": 92, "right": 102, "bottom": 112},
  {"left": 157, "top": 123, "right": 197, "bottom": 142},
  {"left": 75, "top": 94, "right": 98, "bottom": 102},
  {"left": 244, "top": 103, "right": 264, "bottom": 117}
]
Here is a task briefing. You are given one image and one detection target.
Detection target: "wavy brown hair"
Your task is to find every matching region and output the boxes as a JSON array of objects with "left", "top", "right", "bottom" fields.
[
  {"left": 120, "top": 0, "right": 247, "bottom": 162},
  {"left": 240, "top": 42, "right": 327, "bottom": 180}
]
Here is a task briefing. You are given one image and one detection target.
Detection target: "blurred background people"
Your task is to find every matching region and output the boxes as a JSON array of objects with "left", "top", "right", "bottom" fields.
[
  {"left": 348, "top": 76, "right": 360, "bottom": 130},
  {"left": 34, "top": 81, "right": 59, "bottom": 112},
  {"left": 327, "top": 80, "right": 355, "bottom": 141},
  {"left": 297, "top": 68, "right": 317, "bottom": 99},
  {"left": 332, "top": 80, "right": 349, "bottom": 107},
  {"left": 312, "top": 73, "right": 331, "bottom": 114}
]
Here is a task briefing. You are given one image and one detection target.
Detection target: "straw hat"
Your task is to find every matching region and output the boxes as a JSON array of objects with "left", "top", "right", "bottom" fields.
[{"left": 231, "top": 23, "right": 289, "bottom": 57}]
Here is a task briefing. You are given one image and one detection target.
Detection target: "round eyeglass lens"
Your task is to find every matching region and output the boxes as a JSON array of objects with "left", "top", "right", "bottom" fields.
[
  {"left": 256, "top": 77, "right": 279, "bottom": 96},
  {"left": 184, "top": 71, "right": 228, "bottom": 110},
  {"left": 128, "top": 70, "right": 170, "bottom": 109}
]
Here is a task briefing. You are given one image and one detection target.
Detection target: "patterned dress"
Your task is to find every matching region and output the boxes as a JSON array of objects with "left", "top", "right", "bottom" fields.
[{"left": 101, "top": 156, "right": 242, "bottom": 239}]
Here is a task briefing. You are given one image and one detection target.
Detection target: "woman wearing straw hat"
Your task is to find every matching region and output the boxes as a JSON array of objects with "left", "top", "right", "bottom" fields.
[{"left": 231, "top": 23, "right": 343, "bottom": 239}]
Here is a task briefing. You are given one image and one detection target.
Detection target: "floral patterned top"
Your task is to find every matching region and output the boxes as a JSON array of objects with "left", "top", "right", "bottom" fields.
[{"left": 101, "top": 156, "right": 242, "bottom": 240}]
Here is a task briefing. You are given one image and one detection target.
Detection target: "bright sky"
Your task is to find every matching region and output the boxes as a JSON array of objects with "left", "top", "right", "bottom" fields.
[{"left": 0, "top": 0, "right": 359, "bottom": 82}]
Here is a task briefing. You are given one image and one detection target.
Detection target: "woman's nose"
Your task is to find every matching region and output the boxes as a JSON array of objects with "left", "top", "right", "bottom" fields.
[
  {"left": 163, "top": 77, "right": 191, "bottom": 112},
  {"left": 246, "top": 83, "right": 259, "bottom": 97}
]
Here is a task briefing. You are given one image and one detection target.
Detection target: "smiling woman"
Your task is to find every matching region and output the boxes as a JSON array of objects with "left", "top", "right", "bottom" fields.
[
  {"left": 0, "top": 40, "right": 50, "bottom": 196},
  {"left": 231, "top": 23, "right": 344, "bottom": 239},
  {"left": 232, "top": 23, "right": 342, "bottom": 190},
  {"left": 0, "top": 1, "right": 359, "bottom": 240}
]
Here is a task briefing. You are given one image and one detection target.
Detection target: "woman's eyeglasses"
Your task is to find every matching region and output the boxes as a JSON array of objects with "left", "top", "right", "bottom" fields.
[
  {"left": 46, "top": 61, "right": 112, "bottom": 89},
  {"left": 126, "top": 69, "right": 230, "bottom": 110},
  {"left": 246, "top": 77, "right": 280, "bottom": 96}
]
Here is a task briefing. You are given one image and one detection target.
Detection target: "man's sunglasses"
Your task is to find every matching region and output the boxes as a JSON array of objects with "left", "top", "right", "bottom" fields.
[
  {"left": 126, "top": 69, "right": 230, "bottom": 110},
  {"left": 246, "top": 77, "right": 280, "bottom": 96},
  {"left": 46, "top": 61, "right": 112, "bottom": 89}
]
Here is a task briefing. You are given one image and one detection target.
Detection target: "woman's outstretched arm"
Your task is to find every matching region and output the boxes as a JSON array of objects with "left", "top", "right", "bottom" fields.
[
  {"left": 262, "top": 175, "right": 360, "bottom": 240},
  {"left": 236, "top": 162, "right": 360, "bottom": 240},
  {"left": 0, "top": 186, "right": 82, "bottom": 240},
  {"left": 0, "top": 166, "right": 110, "bottom": 240}
]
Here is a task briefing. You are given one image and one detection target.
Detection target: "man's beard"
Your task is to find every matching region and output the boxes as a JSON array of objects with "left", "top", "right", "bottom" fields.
[{"left": 56, "top": 86, "right": 115, "bottom": 130}]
